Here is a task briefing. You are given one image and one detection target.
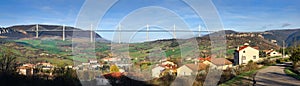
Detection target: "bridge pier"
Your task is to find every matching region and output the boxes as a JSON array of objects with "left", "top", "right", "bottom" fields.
[
  {"left": 63, "top": 25, "right": 65, "bottom": 41},
  {"left": 173, "top": 24, "right": 176, "bottom": 39},
  {"left": 36, "top": 24, "right": 39, "bottom": 38},
  {"left": 90, "top": 24, "right": 93, "bottom": 42}
]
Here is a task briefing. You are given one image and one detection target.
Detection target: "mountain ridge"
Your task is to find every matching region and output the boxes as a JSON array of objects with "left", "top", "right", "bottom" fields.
[
  {"left": 1, "top": 24, "right": 300, "bottom": 47},
  {"left": 0, "top": 24, "right": 110, "bottom": 42}
]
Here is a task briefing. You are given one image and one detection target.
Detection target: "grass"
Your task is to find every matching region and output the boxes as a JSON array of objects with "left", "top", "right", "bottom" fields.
[
  {"left": 220, "top": 70, "right": 257, "bottom": 86},
  {"left": 15, "top": 40, "right": 67, "bottom": 54},
  {"left": 35, "top": 57, "right": 73, "bottom": 67},
  {"left": 220, "top": 66, "right": 268, "bottom": 86},
  {"left": 226, "top": 49, "right": 235, "bottom": 55},
  {"left": 284, "top": 67, "right": 300, "bottom": 80}
]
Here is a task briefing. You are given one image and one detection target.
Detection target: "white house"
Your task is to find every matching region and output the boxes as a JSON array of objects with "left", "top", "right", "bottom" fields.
[
  {"left": 265, "top": 49, "right": 282, "bottom": 57},
  {"left": 210, "top": 58, "right": 233, "bottom": 70},
  {"left": 17, "top": 64, "right": 35, "bottom": 76},
  {"left": 101, "top": 57, "right": 119, "bottom": 62},
  {"left": 152, "top": 66, "right": 165, "bottom": 78},
  {"left": 234, "top": 43, "right": 259, "bottom": 65},
  {"left": 198, "top": 57, "right": 233, "bottom": 70},
  {"left": 89, "top": 59, "right": 98, "bottom": 64},
  {"left": 176, "top": 63, "right": 207, "bottom": 76}
]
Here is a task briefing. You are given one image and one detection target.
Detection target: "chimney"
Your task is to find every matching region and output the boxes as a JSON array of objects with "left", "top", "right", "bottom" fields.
[{"left": 244, "top": 43, "right": 249, "bottom": 46}]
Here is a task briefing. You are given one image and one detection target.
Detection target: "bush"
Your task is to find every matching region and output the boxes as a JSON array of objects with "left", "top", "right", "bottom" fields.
[
  {"left": 284, "top": 67, "right": 300, "bottom": 80},
  {"left": 276, "top": 59, "right": 283, "bottom": 63},
  {"left": 260, "top": 59, "right": 276, "bottom": 66}
]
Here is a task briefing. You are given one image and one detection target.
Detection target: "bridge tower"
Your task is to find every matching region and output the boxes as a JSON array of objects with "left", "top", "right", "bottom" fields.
[
  {"left": 198, "top": 24, "right": 201, "bottom": 37},
  {"left": 90, "top": 24, "right": 94, "bottom": 42},
  {"left": 173, "top": 24, "right": 176, "bottom": 39},
  {"left": 62, "top": 25, "right": 65, "bottom": 41},
  {"left": 36, "top": 24, "right": 39, "bottom": 38},
  {"left": 146, "top": 24, "right": 149, "bottom": 41}
]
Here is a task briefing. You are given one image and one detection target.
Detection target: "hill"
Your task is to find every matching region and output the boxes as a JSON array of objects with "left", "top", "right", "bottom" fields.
[
  {"left": 285, "top": 30, "right": 300, "bottom": 46},
  {"left": 205, "top": 29, "right": 300, "bottom": 47},
  {"left": 260, "top": 28, "right": 300, "bottom": 46},
  {"left": 0, "top": 24, "right": 108, "bottom": 42},
  {"left": 2, "top": 25, "right": 300, "bottom": 62}
]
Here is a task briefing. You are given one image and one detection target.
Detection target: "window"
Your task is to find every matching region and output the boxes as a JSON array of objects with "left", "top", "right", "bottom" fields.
[
  {"left": 242, "top": 56, "right": 246, "bottom": 60},
  {"left": 253, "top": 56, "right": 256, "bottom": 59},
  {"left": 243, "top": 50, "right": 246, "bottom": 53}
]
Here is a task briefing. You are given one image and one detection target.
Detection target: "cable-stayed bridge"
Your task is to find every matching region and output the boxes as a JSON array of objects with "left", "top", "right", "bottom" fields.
[{"left": 3, "top": 24, "right": 218, "bottom": 42}]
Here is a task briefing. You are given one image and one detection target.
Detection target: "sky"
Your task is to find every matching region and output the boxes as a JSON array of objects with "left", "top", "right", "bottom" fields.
[{"left": 1, "top": 0, "right": 300, "bottom": 42}]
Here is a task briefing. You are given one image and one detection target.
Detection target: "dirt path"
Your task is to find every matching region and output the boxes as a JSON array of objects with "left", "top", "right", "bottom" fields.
[{"left": 254, "top": 64, "right": 300, "bottom": 86}]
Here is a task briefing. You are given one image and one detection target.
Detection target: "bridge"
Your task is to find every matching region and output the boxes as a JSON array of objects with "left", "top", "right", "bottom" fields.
[{"left": 2, "top": 24, "right": 218, "bottom": 43}]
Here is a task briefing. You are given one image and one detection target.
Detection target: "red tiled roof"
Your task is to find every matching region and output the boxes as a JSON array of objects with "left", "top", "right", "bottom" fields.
[
  {"left": 198, "top": 57, "right": 211, "bottom": 61},
  {"left": 17, "top": 66, "right": 33, "bottom": 69},
  {"left": 238, "top": 46, "right": 259, "bottom": 51},
  {"left": 184, "top": 63, "right": 207, "bottom": 71},
  {"left": 103, "top": 72, "right": 123, "bottom": 78},
  {"left": 237, "top": 46, "right": 249, "bottom": 51},
  {"left": 210, "top": 58, "right": 232, "bottom": 66}
]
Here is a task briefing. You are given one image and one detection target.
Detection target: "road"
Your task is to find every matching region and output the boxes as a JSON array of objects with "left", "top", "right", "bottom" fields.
[{"left": 254, "top": 63, "right": 300, "bottom": 86}]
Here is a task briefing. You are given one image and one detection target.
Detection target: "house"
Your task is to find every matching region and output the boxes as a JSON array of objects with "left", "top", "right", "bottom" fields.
[
  {"left": 89, "top": 59, "right": 98, "bottom": 64},
  {"left": 151, "top": 66, "right": 165, "bottom": 78},
  {"left": 234, "top": 43, "right": 259, "bottom": 65},
  {"left": 176, "top": 63, "right": 207, "bottom": 76},
  {"left": 35, "top": 62, "right": 55, "bottom": 76},
  {"left": 197, "top": 57, "right": 214, "bottom": 66},
  {"left": 198, "top": 57, "right": 233, "bottom": 70},
  {"left": 65, "top": 65, "right": 73, "bottom": 69},
  {"left": 161, "top": 61, "right": 177, "bottom": 69},
  {"left": 198, "top": 57, "right": 211, "bottom": 62},
  {"left": 209, "top": 58, "right": 233, "bottom": 70},
  {"left": 36, "top": 62, "right": 54, "bottom": 67},
  {"left": 101, "top": 57, "right": 120, "bottom": 62},
  {"left": 17, "top": 63, "right": 35, "bottom": 76},
  {"left": 265, "top": 49, "right": 282, "bottom": 57},
  {"left": 115, "top": 57, "right": 132, "bottom": 72}
]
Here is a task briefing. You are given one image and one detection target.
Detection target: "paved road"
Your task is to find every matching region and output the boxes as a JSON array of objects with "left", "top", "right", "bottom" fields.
[{"left": 255, "top": 64, "right": 300, "bottom": 86}]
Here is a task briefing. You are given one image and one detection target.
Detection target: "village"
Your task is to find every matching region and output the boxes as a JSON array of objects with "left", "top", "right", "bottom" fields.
[{"left": 16, "top": 42, "right": 287, "bottom": 84}]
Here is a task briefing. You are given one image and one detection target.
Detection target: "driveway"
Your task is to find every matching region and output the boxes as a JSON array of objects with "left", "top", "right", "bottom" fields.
[{"left": 254, "top": 63, "right": 300, "bottom": 86}]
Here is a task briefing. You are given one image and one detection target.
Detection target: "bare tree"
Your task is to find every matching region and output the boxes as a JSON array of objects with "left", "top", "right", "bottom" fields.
[{"left": 0, "top": 48, "right": 18, "bottom": 73}]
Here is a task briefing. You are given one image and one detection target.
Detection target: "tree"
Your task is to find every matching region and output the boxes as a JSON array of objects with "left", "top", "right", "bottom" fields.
[
  {"left": 259, "top": 51, "right": 267, "bottom": 57},
  {"left": 0, "top": 47, "right": 18, "bottom": 73},
  {"left": 110, "top": 64, "right": 119, "bottom": 73},
  {"left": 290, "top": 46, "right": 300, "bottom": 68},
  {"left": 169, "top": 41, "right": 179, "bottom": 47}
]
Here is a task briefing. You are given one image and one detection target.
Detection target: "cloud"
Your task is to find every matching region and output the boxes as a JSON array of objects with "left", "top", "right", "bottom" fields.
[
  {"left": 261, "top": 24, "right": 273, "bottom": 29},
  {"left": 40, "top": 6, "right": 52, "bottom": 11},
  {"left": 281, "top": 23, "right": 291, "bottom": 27}
]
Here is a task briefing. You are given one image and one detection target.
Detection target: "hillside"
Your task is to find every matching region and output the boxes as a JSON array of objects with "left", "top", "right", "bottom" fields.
[
  {"left": 285, "top": 30, "right": 300, "bottom": 46},
  {"left": 0, "top": 24, "right": 108, "bottom": 42},
  {"left": 0, "top": 41, "right": 73, "bottom": 67},
  {"left": 261, "top": 28, "right": 300, "bottom": 46},
  {"left": 2, "top": 25, "right": 300, "bottom": 63}
]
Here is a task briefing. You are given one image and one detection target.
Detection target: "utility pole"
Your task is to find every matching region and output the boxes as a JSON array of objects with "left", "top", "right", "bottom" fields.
[
  {"left": 62, "top": 25, "right": 65, "bottom": 41},
  {"left": 36, "top": 24, "right": 39, "bottom": 38}
]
